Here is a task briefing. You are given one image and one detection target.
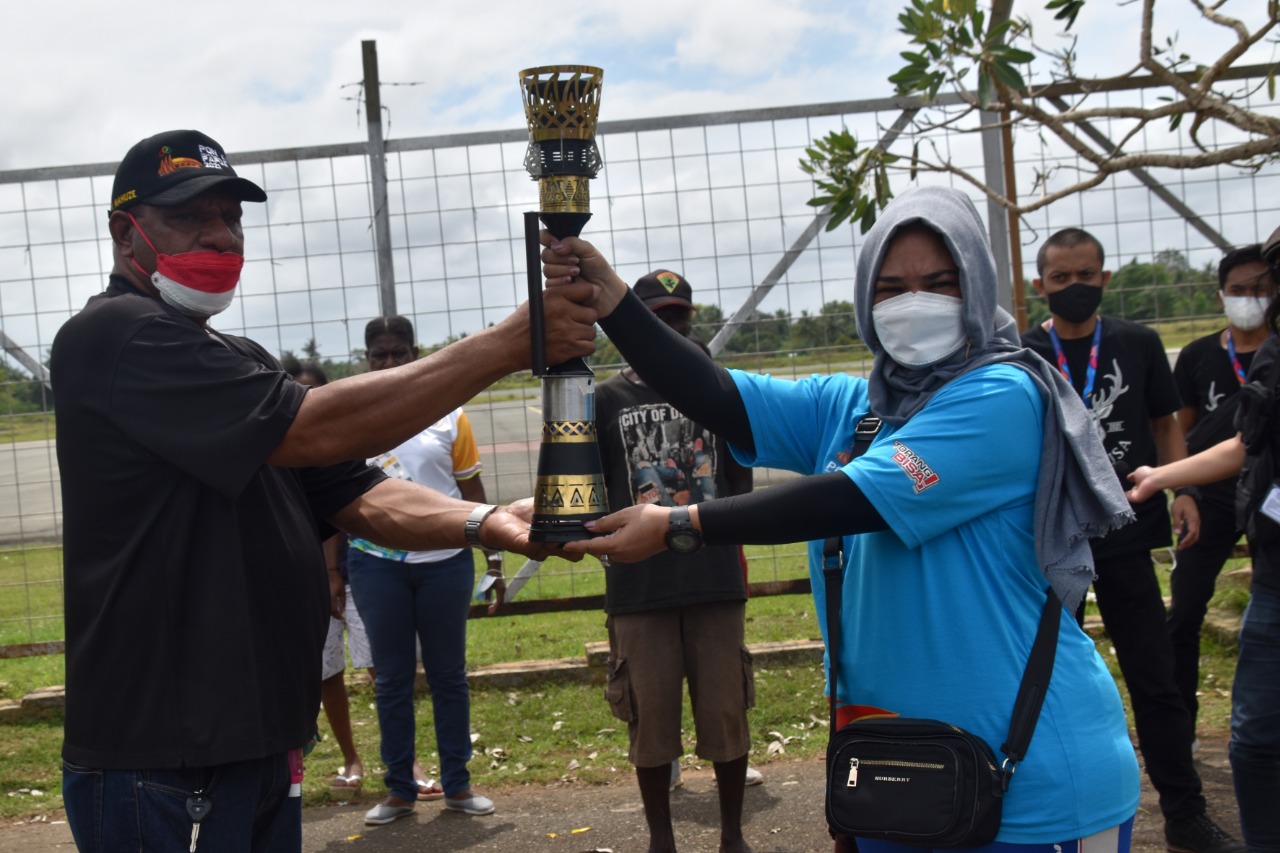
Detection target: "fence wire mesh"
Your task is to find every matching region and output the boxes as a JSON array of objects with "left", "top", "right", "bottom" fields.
[{"left": 1, "top": 72, "right": 1276, "bottom": 652}]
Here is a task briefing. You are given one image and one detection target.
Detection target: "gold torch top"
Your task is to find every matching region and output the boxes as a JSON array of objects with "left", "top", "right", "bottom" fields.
[{"left": 519, "top": 65, "right": 604, "bottom": 143}]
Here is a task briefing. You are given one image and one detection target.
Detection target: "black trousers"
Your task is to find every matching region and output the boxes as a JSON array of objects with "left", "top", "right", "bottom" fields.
[
  {"left": 1082, "top": 549, "right": 1206, "bottom": 822},
  {"left": 1168, "top": 500, "right": 1242, "bottom": 727}
]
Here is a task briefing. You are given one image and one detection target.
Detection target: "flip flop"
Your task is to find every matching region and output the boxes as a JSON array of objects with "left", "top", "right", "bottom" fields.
[
  {"left": 416, "top": 778, "right": 445, "bottom": 801},
  {"left": 331, "top": 768, "right": 363, "bottom": 790}
]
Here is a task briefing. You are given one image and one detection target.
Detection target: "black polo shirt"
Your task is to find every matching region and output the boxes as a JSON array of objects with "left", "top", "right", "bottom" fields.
[{"left": 52, "top": 276, "right": 383, "bottom": 769}]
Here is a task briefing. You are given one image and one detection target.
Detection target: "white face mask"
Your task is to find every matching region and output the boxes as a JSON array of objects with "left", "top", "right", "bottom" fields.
[
  {"left": 871, "top": 291, "right": 967, "bottom": 367},
  {"left": 1222, "top": 295, "right": 1268, "bottom": 332}
]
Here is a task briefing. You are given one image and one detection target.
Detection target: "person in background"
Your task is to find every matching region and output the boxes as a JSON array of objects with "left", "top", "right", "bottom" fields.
[
  {"left": 595, "top": 270, "right": 760, "bottom": 853},
  {"left": 1127, "top": 221, "right": 1280, "bottom": 853},
  {"left": 351, "top": 315, "right": 504, "bottom": 827},
  {"left": 543, "top": 186, "right": 1142, "bottom": 851},
  {"left": 284, "top": 360, "right": 374, "bottom": 793},
  {"left": 52, "top": 128, "right": 593, "bottom": 853},
  {"left": 1022, "top": 227, "right": 1242, "bottom": 853},
  {"left": 1169, "top": 246, "right": 1276, "bottom": 733}
]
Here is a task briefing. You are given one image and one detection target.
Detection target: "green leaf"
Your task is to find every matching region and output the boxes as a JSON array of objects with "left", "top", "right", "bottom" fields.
[
  {"left": 860, "top": 204, "right": 879, "bottom": 235},
  {"left": 1003, "top": 47, "right": 1035, "bottom": 64},
  {"left": 1169, "top": 113, "right": 1183, "bottom": 131},
  {"left": 1269, "top": 69, "right": 1276, "bottom": 102},
  {"left": 1045, "top": 0, "right": 1085, "bottom": 30},
  {"left": 910, "top": 142, "right": 920, "bottom": 181},
  {"left": 977, "top": 68, "right": 996, "bottom": 109},
  {"left": 991, "top": 60, "right": 1026, "bottom": 92},
  {"left": 875, "top": 163, "right": 891, "bottom": 200},
  {"left": 989, "top": 19, "right": 1013, "bottom": 41}
]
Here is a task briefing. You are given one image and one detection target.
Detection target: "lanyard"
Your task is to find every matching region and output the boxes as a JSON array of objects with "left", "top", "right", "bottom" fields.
[
  {"left": 1048, "top": 318, "right": 1103, "bottom": 408},
  {"left": 1225, "top": 329, "right": 1248, "bottom": 386}
]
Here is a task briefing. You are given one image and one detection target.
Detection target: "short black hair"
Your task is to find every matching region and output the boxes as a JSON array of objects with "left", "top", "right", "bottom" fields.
[
  {"left": 365, "top": 315, "right": 415, "bottom": 350},
  {"left": 1037, "top": 228, "right": 1106, "bottom": 277},
  {"left": 284, "top": 359, "right": 328, "bottom": 386},
  {"left": 1218, "top": 244, "right": 1266, "bottom": 290}
]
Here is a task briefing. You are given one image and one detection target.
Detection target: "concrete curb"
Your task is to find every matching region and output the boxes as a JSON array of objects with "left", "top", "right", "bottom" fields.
[{"left": 0, "top": 639, "right": 826, "bottom": 723}]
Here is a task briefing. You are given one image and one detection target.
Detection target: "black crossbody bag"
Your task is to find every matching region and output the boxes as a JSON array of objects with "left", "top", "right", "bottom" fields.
[{"left": 822, "top": 416, "right": 1060, "bottom": 847}]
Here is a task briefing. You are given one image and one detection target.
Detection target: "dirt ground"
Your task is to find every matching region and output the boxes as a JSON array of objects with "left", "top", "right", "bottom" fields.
[{"left": 0, "top": 730, "right": 1243, "bottom": 852}]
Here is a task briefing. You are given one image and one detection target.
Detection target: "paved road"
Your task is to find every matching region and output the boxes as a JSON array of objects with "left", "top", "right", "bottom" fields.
[
  {"left": 0, "top": 439, "right": 60, "bottom": 544},
  {"left": 0, "top": 395, "right": 796, "bottom": 545},
  {"left": 0, "top": 734, "right": 1243, "bottom": 852},
  {"left": 0, "top": 348, "right": 1180, "bottom": 544}
]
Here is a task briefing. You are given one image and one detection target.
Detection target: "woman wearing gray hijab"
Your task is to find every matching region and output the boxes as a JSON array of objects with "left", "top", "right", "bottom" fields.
[{"left": 543, "top": 186, "right": 1141, "bottom": 850}]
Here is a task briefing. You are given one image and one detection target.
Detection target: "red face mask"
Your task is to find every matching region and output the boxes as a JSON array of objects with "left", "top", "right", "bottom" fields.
[{"left": 127, "top": 213, "right": 243, "bottom": 316}]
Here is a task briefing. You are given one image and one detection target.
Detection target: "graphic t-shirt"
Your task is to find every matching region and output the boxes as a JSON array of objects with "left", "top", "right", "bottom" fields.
[
  {"left": 595, "top": 371, "right": 745, "bottom": 614},
  {"left": 1174, "top": 329, "right": 1255, "bottom": 512},
  {"left": 1023, "top": 316, "right": 1182, "bottom": 558}
]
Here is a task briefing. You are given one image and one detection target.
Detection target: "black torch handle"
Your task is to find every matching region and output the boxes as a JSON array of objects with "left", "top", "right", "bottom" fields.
[{"left": 524, "top": 210, "right": 546, "bottom": 377}]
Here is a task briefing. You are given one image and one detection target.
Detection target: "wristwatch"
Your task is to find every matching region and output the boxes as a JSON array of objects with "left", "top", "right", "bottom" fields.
[
  {"left": 464, "top": 504, "right": 498, "bottom": 548},
  {"left": 664, "top": 506, "right": 703, "bottom": 554}
]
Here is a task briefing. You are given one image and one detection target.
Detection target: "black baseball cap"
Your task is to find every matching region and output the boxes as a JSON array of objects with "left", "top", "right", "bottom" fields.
[
  {"left": 634, "top": 270, "right": 694, "bottom": 310},
  {"left": 1264, "top": 225, "right": 1280, "bottom": 263},
  {"left": 109, "top": 130, "right": 267, "bottom": 214}
]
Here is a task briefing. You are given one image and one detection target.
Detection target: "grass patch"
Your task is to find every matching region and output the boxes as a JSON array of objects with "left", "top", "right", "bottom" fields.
[
  {"left": 0, "top": 543, "right": 64, "bottom": 648},
  {"left": 0, "top": 413, "right": 56, "bottom": 445},
  {"left": 0, "top": 550, "right": 1244, "bottom": 823}
]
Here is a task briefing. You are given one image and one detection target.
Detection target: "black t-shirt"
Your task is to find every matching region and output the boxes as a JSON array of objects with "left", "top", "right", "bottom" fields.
[
  {"left": 1023, "top": 316, "right": 1182, "bottom": 558},
  {"left": 1173, "top": 329, "right": 1255, "bottom": 512},
  {"left": 1240, "top": 337, "right": 1280, "bottom": 596},
  {"left": 51, "top": 276, "right": 383, "bottom": 769},
  {"left": 595, "top": 371, "right": 745, "bottom": 614}
]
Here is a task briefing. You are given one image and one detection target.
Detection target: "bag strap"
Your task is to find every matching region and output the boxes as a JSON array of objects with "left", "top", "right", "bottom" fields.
[
  {"left": 821, "top": 416, "right": 1059, "bottom": 792},
  {"left": 822, "top": 415, "right": 881, "bottom": 736}
]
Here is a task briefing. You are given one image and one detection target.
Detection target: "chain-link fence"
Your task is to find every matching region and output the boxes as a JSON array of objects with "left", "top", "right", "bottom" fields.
[{"left": 1, "top": 67, "right": 1276, "bottom": 653}]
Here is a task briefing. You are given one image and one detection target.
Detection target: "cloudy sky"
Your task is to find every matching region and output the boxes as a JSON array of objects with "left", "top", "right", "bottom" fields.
[
  {"left": 3, "top": 1, "right": 1271, "bottom": 172},
  {"left": 0, "top": 1, "right": 1272, "bottom": 364}
]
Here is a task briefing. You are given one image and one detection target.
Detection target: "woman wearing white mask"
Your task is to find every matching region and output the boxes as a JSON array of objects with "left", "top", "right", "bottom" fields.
[{"left": 542, "top": 186, "right": 1142, "bottom": 850}]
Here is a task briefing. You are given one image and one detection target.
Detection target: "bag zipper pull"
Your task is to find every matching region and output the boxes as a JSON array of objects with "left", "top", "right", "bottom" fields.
[{"left": 847, "top": 757, "right": 859, "bottom": 787}]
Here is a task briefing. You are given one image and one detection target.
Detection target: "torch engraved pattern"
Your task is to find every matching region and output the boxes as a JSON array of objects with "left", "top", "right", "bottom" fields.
[{"left": 521, "top": 65, "right": 609, "bottom": 536}]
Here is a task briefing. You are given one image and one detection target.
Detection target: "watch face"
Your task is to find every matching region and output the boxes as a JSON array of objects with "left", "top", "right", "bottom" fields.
[{"left": 667, "top": 532, "right": 701, "bottom": 554}]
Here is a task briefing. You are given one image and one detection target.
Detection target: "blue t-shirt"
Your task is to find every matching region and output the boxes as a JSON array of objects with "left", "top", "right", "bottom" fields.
[{"left": 732, "top": 364, "right": 1139, "bottom": 842}]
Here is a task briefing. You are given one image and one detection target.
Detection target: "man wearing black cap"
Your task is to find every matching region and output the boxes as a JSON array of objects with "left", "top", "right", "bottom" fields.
[
  {"left": 594, "top": 270, "right": 759, "bottom": 853},
  {"left": 51, "top": 130, "right": 597, "bottom": 852}
]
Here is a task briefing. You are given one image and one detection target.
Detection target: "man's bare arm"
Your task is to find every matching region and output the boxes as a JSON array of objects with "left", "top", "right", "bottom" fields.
[
  {"left": 269, "top": 285, "right": 597, "bottom": 468},
  {"left": 329, "top": 478, "right": 570, "bottom": 562}
]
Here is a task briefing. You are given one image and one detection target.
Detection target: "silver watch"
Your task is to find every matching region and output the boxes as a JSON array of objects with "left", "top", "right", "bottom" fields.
[{"left": 464, "top": 504, "right": 498, "bottom": 548}]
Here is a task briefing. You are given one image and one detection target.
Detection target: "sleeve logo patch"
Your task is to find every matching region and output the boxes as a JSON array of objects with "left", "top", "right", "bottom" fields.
[{"left": 891, "top": 441, "right": 940, "bottom": 493}]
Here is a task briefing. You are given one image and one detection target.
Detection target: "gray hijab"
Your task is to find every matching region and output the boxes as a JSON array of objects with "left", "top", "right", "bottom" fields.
[{"left": 853, "top": 186, "right": 1133, "bottom": 611}]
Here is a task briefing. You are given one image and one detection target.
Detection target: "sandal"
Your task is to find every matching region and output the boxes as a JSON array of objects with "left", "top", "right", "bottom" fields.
[
  {"left": 331, "top": 767, "right": 363, "bottom": 790},
  {"left": 416, "top": 778, "right": 445, "bottom": 801}
]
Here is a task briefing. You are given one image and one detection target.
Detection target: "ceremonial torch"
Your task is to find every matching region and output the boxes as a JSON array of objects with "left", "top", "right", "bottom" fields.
[{"left": 520, "top": 65, "right": 608, "bottom": 542}]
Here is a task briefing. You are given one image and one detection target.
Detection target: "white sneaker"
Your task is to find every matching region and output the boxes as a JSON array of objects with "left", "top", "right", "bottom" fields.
[
  {"left": 669, "top": 760, "right": 683, "bottom": 791},
  {"left": 745, "top": 765, "right": 764, "bottom": 786}
]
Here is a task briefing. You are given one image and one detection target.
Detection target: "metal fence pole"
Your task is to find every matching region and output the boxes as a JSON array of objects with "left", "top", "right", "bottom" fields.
[{"left": 362, "top": 39, "right": 397, "bottom": 316}]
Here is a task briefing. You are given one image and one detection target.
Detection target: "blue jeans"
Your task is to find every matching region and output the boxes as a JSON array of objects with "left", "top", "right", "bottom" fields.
[
  {"left": 1230, "top": 586, "right": 1280, "bottom": 852},
  {"left": 348, "top": 547, "right": 475, "bottom": 801},
  {"left": 62, "top": 752, "right": 299, "bottom": 852}
]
